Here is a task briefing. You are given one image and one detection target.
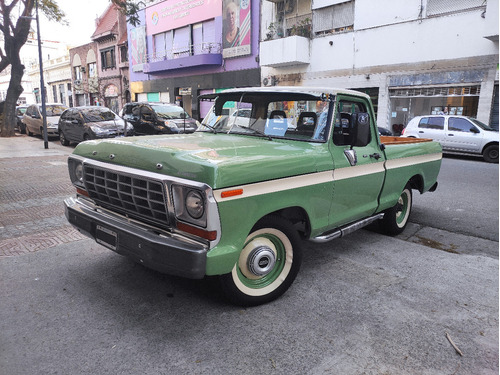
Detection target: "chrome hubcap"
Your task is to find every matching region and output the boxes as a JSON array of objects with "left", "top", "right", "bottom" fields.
[{"left": 247, "top": 246, "right": 276, "bottom": 277}]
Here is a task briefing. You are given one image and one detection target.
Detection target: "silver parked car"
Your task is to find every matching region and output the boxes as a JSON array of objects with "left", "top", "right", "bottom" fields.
[
  {"left": 23, "top": 103, "right": 68, "bottom": 137},
  {"left": 58, "top": 106, "right": 133, "bottom": 145},
  {"left": 402, "top": 115, "right": 499, "bottom": 163}
]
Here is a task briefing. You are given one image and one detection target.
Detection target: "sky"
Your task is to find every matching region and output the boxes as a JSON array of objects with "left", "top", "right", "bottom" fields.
[{"left": 38, "top": 0, "right": 112, "bottom": 47}]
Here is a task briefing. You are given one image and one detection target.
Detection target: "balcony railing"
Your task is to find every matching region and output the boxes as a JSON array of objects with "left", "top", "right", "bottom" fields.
[
  {"left": 147, "top": 42, "right": 222, "bottom": 63},
  {"left": 143, "top": 42, "right": 223, "bottom": 73},
  {"left": 265, "top": 14, "right": 312, "bottom": 41}
]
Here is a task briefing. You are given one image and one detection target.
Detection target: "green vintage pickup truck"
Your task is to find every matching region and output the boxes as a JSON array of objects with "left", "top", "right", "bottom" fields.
[{"left": 64, "top": 87, "right": 442, "bottom": 306}]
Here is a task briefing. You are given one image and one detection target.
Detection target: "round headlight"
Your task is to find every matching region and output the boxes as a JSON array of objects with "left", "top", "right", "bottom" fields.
[
  {"left": 75, "top": 163, "right": 84, "bottom": 183},
  {"left": 185, "top": 190, "right": 204, "bottom": 219}
]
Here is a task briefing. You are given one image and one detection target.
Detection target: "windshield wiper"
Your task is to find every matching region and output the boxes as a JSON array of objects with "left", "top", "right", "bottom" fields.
[
  {"left": 234, "top": 125, "right": 273, "bottom": 141},
  {"left": 200, "top": 122, "right": 217, "bottom": 134}
]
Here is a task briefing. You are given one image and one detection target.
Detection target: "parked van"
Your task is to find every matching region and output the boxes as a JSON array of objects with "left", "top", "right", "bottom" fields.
[{"left": 402, "top": 115, "right": 498, "bottom": 163}]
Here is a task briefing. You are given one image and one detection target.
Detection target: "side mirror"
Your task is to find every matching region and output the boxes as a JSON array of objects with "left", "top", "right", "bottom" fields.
[
  {"left": 470, "top": 127, "right": 480, "bottom": 134},
  {"left": 350, "top": 112, "right": 371, "bottom": 147}
]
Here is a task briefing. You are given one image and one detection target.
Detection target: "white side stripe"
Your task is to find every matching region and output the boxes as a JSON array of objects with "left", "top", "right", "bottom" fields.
[
  {"left": 213, "top": 153, "right": 441, "bottom": 202},
  {"left": 385, "top": 152, "right": 442, "bottom": 170}
]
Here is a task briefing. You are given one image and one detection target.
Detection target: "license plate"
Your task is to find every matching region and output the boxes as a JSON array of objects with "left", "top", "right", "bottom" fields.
[{"left": 96, "top": 225, "right": 117, "bottom": 250}]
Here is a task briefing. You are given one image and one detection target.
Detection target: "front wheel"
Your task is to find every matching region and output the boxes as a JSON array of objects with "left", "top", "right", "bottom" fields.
[
  {"left": 483, "top": 144, "right": 498, "bottom": 163},
  {"left": 380, "top": 184, "right": 413, "bottom": 236},
  {"left": 219, "top": 216, "right": 302, "bottom": 306}
]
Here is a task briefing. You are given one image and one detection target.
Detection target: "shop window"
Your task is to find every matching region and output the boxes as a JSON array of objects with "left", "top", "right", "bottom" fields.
[
  {"left": 100, "top": 47, "right": 116, "bottom": 70},
  {"left": 52, "top": 85, "right": 57, "bottom": 102},
  {"left": 418, "top": 117, "right": 444, "bottom": 130}
]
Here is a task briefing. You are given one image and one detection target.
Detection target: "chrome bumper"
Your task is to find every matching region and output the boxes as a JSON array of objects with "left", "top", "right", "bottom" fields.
[{"left": 64, "top": 196, "right": 208, "bottom": 279}]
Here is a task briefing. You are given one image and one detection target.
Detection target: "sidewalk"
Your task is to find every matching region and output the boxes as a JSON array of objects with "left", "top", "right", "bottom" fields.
[
  {"left": 0, "top": 133, "right": 71, "bottom": 159},
  {"left": 0, "top": 134, "right": 85, "bottom": 257}
]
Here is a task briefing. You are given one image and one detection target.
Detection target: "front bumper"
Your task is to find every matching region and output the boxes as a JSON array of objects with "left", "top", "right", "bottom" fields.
[{"left": 64, "top": 196, "right": 208, "bottom": 279}]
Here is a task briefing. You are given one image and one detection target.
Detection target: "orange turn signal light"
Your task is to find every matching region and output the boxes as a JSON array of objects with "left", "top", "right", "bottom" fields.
[
  {"left": 76, "top": 187, "right": 89, "bottom": 197},
  {"left": 177, "top": 222, "right": 217, "bottom": 241},
  {"left": 220, "top": 189, "right": 243, "bottom": 198}
]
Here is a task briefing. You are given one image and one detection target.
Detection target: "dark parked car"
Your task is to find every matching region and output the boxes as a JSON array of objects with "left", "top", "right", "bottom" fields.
[
  {"left": 16, "top": 105, "right": 29, "bottom": 133},
  {"left": 58, "top": 106, "right": 133, "bottom": 145},
  {"left": 120, "top": 102, "right": 199, "bottom": 135},
  {"left": 378, "top": 126, "right": 394, "bottom": 136}
]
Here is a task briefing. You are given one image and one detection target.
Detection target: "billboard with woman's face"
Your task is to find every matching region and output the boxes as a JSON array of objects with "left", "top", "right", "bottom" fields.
[{"left": 222, "top": 0, "right": 251, "bottom": 58}]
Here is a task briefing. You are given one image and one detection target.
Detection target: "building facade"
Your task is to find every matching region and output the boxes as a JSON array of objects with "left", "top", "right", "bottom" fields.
[
  {"left": 91, "top": 4, "right": 130, "bottom": 114},
  {"left": 260, "top": 0, "right": 499, "bottom": 131},
  {"left": 0, "top": 31, "right": 68, "bottom": 105},
  {"left": 70, "top": 42, "right": 100, "bottom": 107},
  {"left": 27, "top": 54, "right": 73, "bottom": 107},
  {"left": 127, "top": 0, "right": 261, "bottom": 119}
]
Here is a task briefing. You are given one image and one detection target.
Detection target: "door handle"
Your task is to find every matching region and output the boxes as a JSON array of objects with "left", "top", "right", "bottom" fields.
[
  {"left": 447, "top": 134, "right": 454, "bottom": 136},
  {"left": 370, "top": 153, "right": 382, "bottom": 160},
  {"left": 418, "top": 131, "right": 424, "bottom": 133}
]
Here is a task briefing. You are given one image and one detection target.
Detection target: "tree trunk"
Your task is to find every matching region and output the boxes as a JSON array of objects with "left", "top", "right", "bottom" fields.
[
  {"left": 0, "top": 63, "right": 24, "bottom": 137},
  {"left": 0, "top": 0, "right": 35, "bottom": 137}
]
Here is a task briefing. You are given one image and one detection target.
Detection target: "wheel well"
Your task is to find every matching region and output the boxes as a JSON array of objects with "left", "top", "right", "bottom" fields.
[
  {"left": 256, "top": 207, "right": 311, "bottom": 238},
  {"left": 409, "top": 174, "right": 424, "bottom": 194},
  {"left": 482, "top": 142, "right": 498, "bottom": 153}
]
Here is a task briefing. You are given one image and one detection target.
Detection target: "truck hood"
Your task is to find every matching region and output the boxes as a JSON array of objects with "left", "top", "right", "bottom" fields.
[{"left": 72, "top": 133, "right": 330, "bottom": 189}]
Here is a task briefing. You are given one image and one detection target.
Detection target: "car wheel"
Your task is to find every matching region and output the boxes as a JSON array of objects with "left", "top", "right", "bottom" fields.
[
  {"left": 380, "top": 184, "right": 412, "bottom": 236},
  {"left": 219, "top": 216, "right": 302, "bottom": 306},
  {"left": 483, "top": 144, "right": 498, "bottom": 163},
  {"left": 60, "top": 131, "right": 69, "bottom": 146}
]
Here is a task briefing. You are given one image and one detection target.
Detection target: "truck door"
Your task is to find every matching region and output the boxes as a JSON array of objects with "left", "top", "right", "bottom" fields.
[{"left": 329, "top": 96, "right": 386, "bottom": 227}]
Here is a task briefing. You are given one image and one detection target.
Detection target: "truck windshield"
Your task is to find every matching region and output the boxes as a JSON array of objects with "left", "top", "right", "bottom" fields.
[{"left": 198, "top": 95, "right": 331, "bottom": 142}]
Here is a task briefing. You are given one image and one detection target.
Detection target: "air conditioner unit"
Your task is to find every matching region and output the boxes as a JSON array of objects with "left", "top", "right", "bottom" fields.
[{"left": 263, "top": 76, "right": 273, "bottom": 87}]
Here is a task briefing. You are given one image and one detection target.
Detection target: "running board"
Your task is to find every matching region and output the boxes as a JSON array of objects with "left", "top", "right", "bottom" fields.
[{"left": 310, "top": 213, "right": 385, "bottom": 243}]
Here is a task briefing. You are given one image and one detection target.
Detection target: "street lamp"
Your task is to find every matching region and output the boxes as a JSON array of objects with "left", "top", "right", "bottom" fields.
[{"left": 21, "top": 0, "right": 48, "bottom": 149}]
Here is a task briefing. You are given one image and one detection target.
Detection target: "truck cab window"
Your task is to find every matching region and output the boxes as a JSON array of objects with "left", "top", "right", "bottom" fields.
[{"left": 333, "top": 100, "right": 367, "bottom": 146}]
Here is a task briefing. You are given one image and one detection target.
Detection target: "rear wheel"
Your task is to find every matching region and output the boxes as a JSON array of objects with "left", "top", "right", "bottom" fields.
[
  {"left": 483, "top": 144, "right": 498, "bottom": 163},
  {"left": 219, "top": 216, "right": 302, "bottom": 306},
  {"left": 380, "top": 184, "right": 412, "bottom": 236}
]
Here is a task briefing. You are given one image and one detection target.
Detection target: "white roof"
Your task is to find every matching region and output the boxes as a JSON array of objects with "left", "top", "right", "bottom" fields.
[{"left": 215, "top": 86, "right": 371, "bottom": 99}]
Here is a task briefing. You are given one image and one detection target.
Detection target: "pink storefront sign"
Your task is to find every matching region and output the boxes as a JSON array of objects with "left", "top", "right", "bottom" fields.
[{"left": 146, "top": 0, "right": 222, "bottom": 35}]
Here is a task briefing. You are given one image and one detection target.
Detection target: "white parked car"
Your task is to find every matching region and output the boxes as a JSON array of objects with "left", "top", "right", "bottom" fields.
[
  {"left": 23, "top": 103, "right": 68, "bottom": 137},
  {"left": 402, "top": 115, "right": 498, "bottom": 163}
]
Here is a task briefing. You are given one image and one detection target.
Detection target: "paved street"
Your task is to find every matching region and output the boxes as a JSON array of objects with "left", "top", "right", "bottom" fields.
[{"left": 0, "top": 134, "right": 498, "bottom": 374}]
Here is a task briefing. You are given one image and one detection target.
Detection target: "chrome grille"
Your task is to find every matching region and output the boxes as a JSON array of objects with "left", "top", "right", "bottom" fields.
[{"left": 83, "top": 164, "right": 169, "bottom": 227}]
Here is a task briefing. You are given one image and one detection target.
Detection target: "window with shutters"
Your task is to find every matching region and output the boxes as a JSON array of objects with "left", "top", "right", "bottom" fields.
[
  {"left": 426, "top": 0, "right": 486, "bottom": 17},
  {"left": 100, "top": 47, "right": 116, "bottom": 70},
  {"left": 313, "top": 0, "right": 354, "bottom": 36}
]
